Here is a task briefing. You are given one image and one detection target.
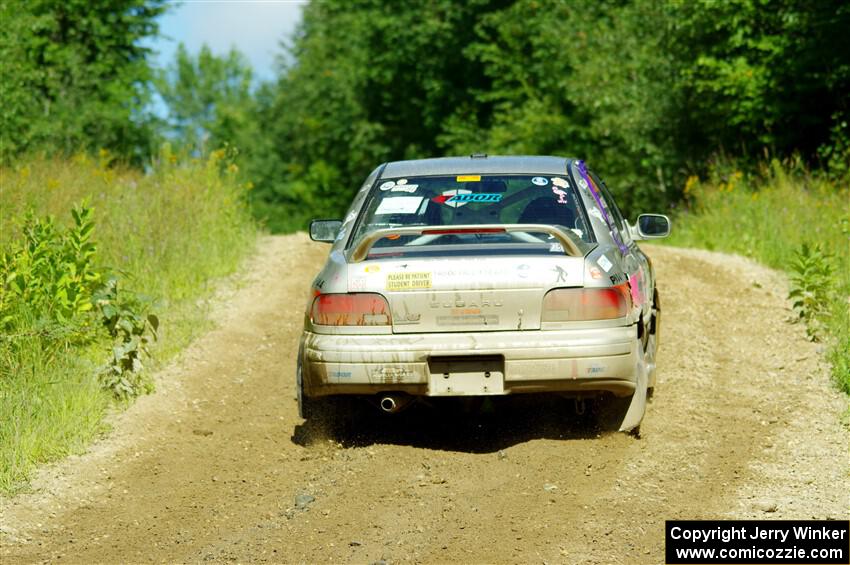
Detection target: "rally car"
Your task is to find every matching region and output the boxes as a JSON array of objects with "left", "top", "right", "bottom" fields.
[{"left": 298, "top": 155, "right": 670, "bottom": 432}]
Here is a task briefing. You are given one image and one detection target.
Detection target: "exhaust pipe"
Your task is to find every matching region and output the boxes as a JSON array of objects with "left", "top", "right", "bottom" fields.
[{"left": 378, "top": 394, "right": 410, "bottom": 414}]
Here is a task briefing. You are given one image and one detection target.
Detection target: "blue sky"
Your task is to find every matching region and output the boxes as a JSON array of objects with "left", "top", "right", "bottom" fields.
[{"left": 151, "top": 0, "right": 307, "bottom": 81}]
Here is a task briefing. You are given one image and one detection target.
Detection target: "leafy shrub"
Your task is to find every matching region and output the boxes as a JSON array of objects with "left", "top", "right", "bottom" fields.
[
  {"left": 0, "top": 204, "right": 157, "bottom": 399},
  {"left": 788, "top": 243, "right": 836, "bottom": 341},
  {"left": 94, "top": 277, "right": 159, "bottom": 399},
  {"left": 0, "top": 151, "right": 255, "bottom": 492},
  {"left": 1, "top": 204, "right": 100, "bottom": 328}
]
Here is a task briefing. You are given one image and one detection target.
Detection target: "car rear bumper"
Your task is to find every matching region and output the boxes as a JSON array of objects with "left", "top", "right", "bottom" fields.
[{"left": 300, "top": 326, "right": 640, "bottom": 398}]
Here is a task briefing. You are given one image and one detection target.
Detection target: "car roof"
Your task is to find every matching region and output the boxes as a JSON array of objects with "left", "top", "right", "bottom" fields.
[{"left": 379, "top": 155, "right": 575, "bottom": 178}]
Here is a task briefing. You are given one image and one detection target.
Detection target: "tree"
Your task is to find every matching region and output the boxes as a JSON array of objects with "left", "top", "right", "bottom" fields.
[
  {"left": 0, "top": 0, "right": 167, "bottom": 163},
  {"left": 246, "top": 0, "right": 511, "bottom": 231},
  {"left": 155, "top": 44, "right": 256, "bottom": 153},
  {"left": 236, "top": 0, "right": 850, "bottom": 229},
  {"left": 670, "top": 0, "right": 850, "bottom": 160}
]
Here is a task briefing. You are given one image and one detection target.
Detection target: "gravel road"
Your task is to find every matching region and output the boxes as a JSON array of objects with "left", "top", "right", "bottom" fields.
[{"left": 1, "top": 234, "right": 847, "bottom": 564}]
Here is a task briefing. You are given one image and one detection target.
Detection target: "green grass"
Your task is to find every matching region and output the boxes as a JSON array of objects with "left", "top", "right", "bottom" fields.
[
  {"left": 0, "top": 147, "right": 256, "bottom": 492},
  {"left": 666, "top": 159, "right": 850, "bottom": 395},
  {"left": 0, "top": 336, "right": 107, "bottom": 489}
]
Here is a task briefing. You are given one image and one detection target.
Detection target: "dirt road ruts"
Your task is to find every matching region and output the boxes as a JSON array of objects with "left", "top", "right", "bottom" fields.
[{"left": 1, "top": 234, "right": 847, "bottom": 564}]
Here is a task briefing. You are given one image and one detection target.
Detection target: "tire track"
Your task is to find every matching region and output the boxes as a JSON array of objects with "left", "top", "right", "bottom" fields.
[{"left": 1, "top": 237, "right": 847, "bottom": 564}]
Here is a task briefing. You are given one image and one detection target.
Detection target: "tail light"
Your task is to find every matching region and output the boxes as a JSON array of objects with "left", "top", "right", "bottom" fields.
[
  {"left": 542, "top": 283, "right": 631, "bottom": 322},
  {"left": 311, "top": 293, "right": 391, "bottom": 326}
]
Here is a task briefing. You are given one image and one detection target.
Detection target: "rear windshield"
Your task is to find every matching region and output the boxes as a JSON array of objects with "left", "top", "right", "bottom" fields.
[{"left": 348, "top": 174, "right": 594, "bottom": 258}]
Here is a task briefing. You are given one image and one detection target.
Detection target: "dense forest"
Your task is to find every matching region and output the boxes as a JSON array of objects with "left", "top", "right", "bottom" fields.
[{"left": 2, "top": 0, "right": 848, "bottom": 230}]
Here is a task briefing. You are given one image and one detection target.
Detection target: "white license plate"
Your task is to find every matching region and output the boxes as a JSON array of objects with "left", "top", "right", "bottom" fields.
[{"left": 428, "top": 357, "right": 505, "bottom": 396}]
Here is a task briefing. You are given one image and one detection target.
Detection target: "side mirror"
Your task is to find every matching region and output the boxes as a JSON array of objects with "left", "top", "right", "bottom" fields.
[
  {"left": 635, "top": 214, "right": 671, "bottom": 239},
  {"left": 309, "top": 219, "right": 342, "bottom": 242}
]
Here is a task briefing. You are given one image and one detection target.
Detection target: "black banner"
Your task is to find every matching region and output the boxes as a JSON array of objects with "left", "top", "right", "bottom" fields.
[{"left": 666, "top": 520, "right": 849, "bottom": 564}]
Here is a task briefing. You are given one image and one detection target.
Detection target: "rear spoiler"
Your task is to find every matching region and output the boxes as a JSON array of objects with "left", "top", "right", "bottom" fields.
[{"left": 350, "top": 224, "right": 591, "bottom": 262}]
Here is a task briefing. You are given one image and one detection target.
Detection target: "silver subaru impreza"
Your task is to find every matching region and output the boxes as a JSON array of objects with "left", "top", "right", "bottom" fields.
[{"left": 298, "top": 155, "right": 669, "bottom": 432}]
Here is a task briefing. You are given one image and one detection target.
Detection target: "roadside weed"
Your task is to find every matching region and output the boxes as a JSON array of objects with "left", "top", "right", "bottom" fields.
[
  {"left": 0, "top": 149, "right": 255, "bottom": 492},
  {"left": 667, "top": 159, "right": 849, "bottom": 395},
  {"left": 94, "top": 277, "right": 159, "bottom": 400},
  {"left": 788, "top": 243, "right": 835, "bottom": 341}
]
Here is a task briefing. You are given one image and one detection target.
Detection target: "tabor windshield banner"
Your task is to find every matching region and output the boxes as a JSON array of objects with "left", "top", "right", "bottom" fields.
[{"left": 665, "top": 520, "right": 849, "bottom": 564}]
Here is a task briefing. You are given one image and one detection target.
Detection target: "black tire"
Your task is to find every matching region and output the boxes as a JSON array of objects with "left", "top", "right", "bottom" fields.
[{"left": 650, "top": 288, "right": 661, "bottom": 343}]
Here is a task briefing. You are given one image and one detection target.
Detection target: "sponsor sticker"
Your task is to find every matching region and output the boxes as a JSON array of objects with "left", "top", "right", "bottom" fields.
[
  {"left": 391, "top": 184, "right": 418, "bottom": 193},
  {"left": 370, "top": 367, "right": 413, "bottom": 381},
  {"left": 532, "top": 176, "right": 549, "bottom": 186},
  {"left": 432, "top": 189, "right": 471, "bottom": 208},
  {"left": 609, "top": 272, "right": 626, "bottom": 284},
  {"left": 375, "top": 196, "right": 424, "bottom": 215},
  {"left": 452, "top": 192, "right": 501, "bottom": 203},
  {"left": 551, "top": 177, "right": 568, "bottom": 188},
  {"left": 349, "top": 276, "right": 368, "bottom": 290},
  {"left": 516, "top": 264, "right": 531, "bottom": 278},
  {"left": 629, "top": 271, "right": 644, "bottom": 303},
  {"left": 436, "top": 315, "right": 499, "bottom": 326},
  {"left": 551, "top": 186, "right": 568, "bottom": 204},
  {"left": 550, "top": 242, "right": 564, "bottom": 253},
  {"left": 386, "top": 271, "right": 432, "bottom": 291},
  {"left": 456, "top": 175, "right": 481, "bottom": 182},
  {"left": 393, "top": 311, "right": 421, "bottom": 324},
  {"left": 379, "top": 181, "right": 395, "bottom": 191},
  {"left": 588, "top": 208, "right": 605, "bottom": 223},
  {"left": 553, "top": 265, "right": 568, "bottom": 283},
  {"left": 597, "top": 255, "right": 613, "bottom": 272},
  {"left": 432, "top": 190, "right": 502, "bottom": 207},
  {"left": 577, "top": 160, "right": 628, "bottom": 255}
]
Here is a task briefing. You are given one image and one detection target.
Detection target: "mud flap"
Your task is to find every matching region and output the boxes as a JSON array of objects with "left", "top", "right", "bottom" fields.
[
  {"left": 646, "top": 332, "right": 658, "bottom": 391},
  {"left": 618, "top": 358, "right": 648, "bottom": 432},
  {"left": 296, "top": 342, "right": 307, "bottom": 419}
]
